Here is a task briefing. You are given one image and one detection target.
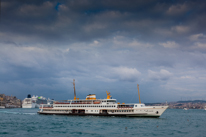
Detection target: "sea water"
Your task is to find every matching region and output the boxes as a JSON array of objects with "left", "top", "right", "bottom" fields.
[{"left": 0, "top": 108, "right": 206, "bottom": 137}]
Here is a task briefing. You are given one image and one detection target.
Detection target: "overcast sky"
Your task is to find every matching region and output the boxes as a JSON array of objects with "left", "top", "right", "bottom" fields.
[{"left": 1, "top": 0, "right": 206, "bottom": 103}]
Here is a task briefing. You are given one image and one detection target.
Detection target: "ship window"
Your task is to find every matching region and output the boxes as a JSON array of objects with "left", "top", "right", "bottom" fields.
[
  {"left": 135, "top": 105, "right": 137, "bottom": 107},
  {"left": 91, "top": 110, "right": 93, "bottom": 112}
]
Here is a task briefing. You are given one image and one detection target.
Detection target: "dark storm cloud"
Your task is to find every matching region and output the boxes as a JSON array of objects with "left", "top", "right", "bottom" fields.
[
  {"left": 1, "top": 0, "right": 206, "bottom": 45},
  {"left": 1, "top": 0, "right": 206, "bottom": 102}
]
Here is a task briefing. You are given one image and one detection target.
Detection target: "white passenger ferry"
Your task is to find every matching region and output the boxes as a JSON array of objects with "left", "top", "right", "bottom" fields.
[{"left": 38, "top": 80, "right": 168, "bottom": 117}]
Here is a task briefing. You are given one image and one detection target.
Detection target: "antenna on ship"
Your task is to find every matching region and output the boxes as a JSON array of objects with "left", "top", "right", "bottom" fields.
[
  {"left": 137, "top": 84, "right": 141, "bottom": 104},
  {"left": 73, "top": 79, "right": 76, "bottom": 100}
]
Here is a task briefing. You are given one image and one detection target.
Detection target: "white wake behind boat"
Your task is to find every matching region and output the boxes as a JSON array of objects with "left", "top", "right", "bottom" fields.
[{"left": 38, "top": 80, "right": 168, "bottom": 117}]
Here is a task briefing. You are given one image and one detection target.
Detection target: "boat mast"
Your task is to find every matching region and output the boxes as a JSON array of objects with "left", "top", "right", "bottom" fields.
[
  {"left": 137, "top": 84, "right": 141, "bottom": 104},
  {"left": 73, "top": 79, "right": 76, "bottom": 100}
]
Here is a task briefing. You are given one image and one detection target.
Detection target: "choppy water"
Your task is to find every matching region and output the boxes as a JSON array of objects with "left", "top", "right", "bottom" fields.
[{"left": 0, "top": 108, "right": 206, "bottom": 137}]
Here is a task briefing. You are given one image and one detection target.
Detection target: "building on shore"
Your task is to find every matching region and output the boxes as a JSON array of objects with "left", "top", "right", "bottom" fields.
[{"left": 0, "top": 94, "right": 22, "bottom": 108}]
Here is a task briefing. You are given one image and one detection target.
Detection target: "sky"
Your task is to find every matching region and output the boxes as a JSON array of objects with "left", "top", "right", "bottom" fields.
[{"left": 1, "top": 0, "right": 206, "bottom": 103}]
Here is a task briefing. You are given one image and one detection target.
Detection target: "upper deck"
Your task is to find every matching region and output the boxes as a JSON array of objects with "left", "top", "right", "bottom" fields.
[{"left": 54, "top": 99, "right": 117, "bottom": 105}]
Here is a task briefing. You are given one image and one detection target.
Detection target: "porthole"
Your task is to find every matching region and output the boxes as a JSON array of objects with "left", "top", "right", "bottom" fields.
[{"left": 156, "top": 111, "right": 159, "bottom": 114}]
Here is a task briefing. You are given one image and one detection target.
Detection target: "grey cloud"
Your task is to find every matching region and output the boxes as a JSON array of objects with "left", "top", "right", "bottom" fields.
[
  {"left": 148, "top": 69, "right": 173, "bottom": 81},
  {"left": 1, "top": 0, "right": 206, "bottom": 46},
  {"left": 1, "top": 0, "right": 206, "bottom": 102}
]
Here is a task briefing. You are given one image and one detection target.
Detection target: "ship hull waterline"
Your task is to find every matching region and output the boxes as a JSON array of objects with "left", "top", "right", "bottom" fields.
[{"left": 37, "top": 111, "right": 161, "bottom": 118}]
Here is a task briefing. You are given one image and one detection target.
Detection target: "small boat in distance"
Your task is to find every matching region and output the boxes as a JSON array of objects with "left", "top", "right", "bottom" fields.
[
  {"left": 184, "top": 108, "right": 188, "bottom": 110},
  {"left": 38, "top": 80, "right": 168, "bottom": 117}
]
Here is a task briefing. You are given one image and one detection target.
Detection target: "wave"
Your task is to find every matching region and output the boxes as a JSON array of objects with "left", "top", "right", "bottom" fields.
[{"left": 0, "top": 111, "right": 37, "bottom": 115}]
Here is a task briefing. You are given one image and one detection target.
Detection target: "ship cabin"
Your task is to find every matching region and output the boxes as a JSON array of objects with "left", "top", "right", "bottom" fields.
[{"left": 40, "top": 92, "right": 146, "bottom": 109}]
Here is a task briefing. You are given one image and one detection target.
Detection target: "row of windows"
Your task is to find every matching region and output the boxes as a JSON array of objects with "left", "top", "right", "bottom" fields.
[
  {"left": 44, "top": 110, "right": 71, "bottom": 112},
  {"left": 86, "top": 110, "right": 98, "bottom": 112},
  {"left": 135, "top": 105, "right": 144, "bottom": 107},
  {"left": 55, "top": 105, "right": 116, "bottom": 108},
  {"left": 43, "top": 109, "right": 133, "bottom": 113},
  {"left": 108, "top": 110, "right": 134, "bottom": 112}
]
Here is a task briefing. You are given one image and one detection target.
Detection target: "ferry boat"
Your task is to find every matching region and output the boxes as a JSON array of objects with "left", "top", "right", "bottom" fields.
[
  {"left": 22, "top": 94, "right": 48, "bottom": 108},
  {"left": 38, "top": 80, "right": 168, "bottom": 117}
]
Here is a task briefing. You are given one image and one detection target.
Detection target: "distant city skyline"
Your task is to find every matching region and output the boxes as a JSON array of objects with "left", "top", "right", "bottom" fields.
[{"left": 0, "top": 0, "right": 206, "bottom": 103}]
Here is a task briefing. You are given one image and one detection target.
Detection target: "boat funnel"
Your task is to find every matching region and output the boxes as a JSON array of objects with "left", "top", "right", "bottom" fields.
[{"left": 86, "top": 94, "right": 96, "bottom": 100}]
